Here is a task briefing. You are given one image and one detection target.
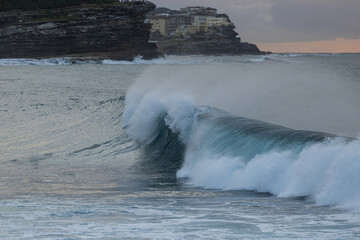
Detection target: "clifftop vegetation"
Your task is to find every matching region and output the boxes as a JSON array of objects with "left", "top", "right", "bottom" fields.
[{"left": 0, "top": 0, "right": 119, "bottom": 11}]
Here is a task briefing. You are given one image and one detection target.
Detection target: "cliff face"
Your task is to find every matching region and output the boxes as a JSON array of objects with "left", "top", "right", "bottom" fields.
[
  {"left": 156, "top": 40, "right": 260, "bottom": 56},
  {"left": 147, "top": 7, "right": 263, "bottom": 56},
  {"left": 0, "top": 1, "right": 162, "bottom": 60},
  {"left": 155, "top": 25, "right": 261, "bottom": 55}
]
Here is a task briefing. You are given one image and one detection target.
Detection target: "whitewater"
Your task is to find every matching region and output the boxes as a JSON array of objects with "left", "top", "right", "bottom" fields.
[{"left": 1, "top": 54, "right": 360, "bottom": 239}]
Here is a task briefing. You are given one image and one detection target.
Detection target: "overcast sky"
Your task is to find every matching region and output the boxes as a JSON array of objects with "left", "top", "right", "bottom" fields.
[{"left": 151, "top": 0, "right": 360, "bottom": 52}]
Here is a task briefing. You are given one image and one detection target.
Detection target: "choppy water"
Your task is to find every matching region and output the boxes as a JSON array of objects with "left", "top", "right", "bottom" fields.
[{"left": 1, "top": 54, "right": 360, "bottom": 239}]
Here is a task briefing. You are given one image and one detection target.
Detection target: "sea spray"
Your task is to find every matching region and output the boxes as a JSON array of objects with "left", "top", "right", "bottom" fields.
[
  {"left": 2, "top": 54, "right": 360, "bottom": 239},
  {"left": 125, "top": 91, "right": 204, "bottom": 144},
  {"left": 124, "top": 89, "right": 360, "bottom": 212},
  {"left": 179, "top": 135, "right": 360, "bottom": 211}
]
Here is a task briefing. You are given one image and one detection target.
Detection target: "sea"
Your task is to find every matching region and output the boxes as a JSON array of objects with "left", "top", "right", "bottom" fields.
[{"left": 1, "top": 54, "right": 360, "bottom": 239}]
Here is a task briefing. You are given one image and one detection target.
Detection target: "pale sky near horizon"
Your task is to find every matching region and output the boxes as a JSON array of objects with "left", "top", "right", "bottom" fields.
[{"left": 150, "top": 0, "right": 360, "bottom": 53}]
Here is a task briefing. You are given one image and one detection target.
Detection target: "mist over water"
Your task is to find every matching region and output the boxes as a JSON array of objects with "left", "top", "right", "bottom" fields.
[
  {"left": 127, "top": 54, "right": 360, "bottom": 138},
  {"left": 124, "top": 54, "right": 360, "bottom": 212},
  {"left": 1, "top": 54, "right": 360, "bottom": 239}
]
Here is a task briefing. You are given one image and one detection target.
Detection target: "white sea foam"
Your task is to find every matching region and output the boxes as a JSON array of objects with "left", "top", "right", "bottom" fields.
[
  {"left": 125, "top": 85, "right": 360, "bottom": 212},
  {"left": 0, "top": 56, "right": 155, "bottom": 66},
  {"left": 0, "top": 58, "right": 75, "bottom": 66},
  {"left": 101, "top": 56, "right": 169, "bottom": 65},
  {"left": 0, "top": 56, "right": 198, "bottom": 66},
  {"left": 178, "top": 128, "right": 360, "bottom": 212},
  {"left": 246, "top": 56, "right": 267, "bottom": 62},
  {"left": 0, "top": 55, "right": 276, "bottom": 66},
  {"left": 285, "top": 53, "right": 340, "bottom": 57},
  {"left": 124, "top": 88, "right": 199, "bottom": 144}
]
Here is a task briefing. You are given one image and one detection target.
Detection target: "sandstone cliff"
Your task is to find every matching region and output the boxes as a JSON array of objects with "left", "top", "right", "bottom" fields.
[
  {"left": 155, "top": 25, "right": 261, "bottom": 55},
  {"left": 0, "top": 1, "right": 162, "bottom": 60},
  {"left": 147, "top": 7, "right": 263, "bottom": 56}
]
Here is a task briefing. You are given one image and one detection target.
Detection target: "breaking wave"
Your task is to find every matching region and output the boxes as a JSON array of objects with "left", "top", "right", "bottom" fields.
[{"left": 124, "top": 90, "right": 360, "bottom": 212}]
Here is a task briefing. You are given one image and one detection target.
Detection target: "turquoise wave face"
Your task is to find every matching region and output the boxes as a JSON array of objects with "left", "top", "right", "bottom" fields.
[{"left": 124, "top": 91, "right": 360, "bottom": 211}]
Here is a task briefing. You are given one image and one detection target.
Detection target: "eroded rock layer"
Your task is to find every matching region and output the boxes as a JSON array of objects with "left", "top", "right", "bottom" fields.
[{"left": 0, "top": 2, "right": 161, "bottom": 60}]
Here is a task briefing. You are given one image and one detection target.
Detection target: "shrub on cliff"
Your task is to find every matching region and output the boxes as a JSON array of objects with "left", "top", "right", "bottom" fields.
[{"left": 0, "top": 0, "right": 118, "bottom": 11}]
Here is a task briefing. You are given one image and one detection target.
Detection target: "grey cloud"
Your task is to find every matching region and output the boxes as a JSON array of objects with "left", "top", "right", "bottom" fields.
[
  {"left": 270, "top": 0, "right": 360, "bottom": 41},
  {"left": 151, "top": 0, "right": 360, "bottom": 42}
]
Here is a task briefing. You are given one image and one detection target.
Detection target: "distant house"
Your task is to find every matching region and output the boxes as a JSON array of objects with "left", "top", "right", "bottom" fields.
[
  {"left": 146, "top": 5, "right": 262, "bottom": 55},
  {"left": 206, "top": 17, "right": 231, "bottom": 27},
  {"left": 147, "top": 6, "right": 232, "bottom": 38},
  {"left": 148, "top": 17, "right": 168, "bottom": 35},
  {"left": 180, "top": 6, "right": 217, "bottom": 16},
  {"left": 167, "top": 16, "right": 192, "bottom": 34}
]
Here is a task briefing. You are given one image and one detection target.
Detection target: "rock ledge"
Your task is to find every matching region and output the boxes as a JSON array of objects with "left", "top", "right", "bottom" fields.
[{"left": 0, "top": 1, "right": 162, "bottom": 60}]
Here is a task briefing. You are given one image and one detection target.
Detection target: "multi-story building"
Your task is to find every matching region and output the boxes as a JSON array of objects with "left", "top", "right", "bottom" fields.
[
  {"left": 147, "top": 6, "right": 231, "bottom": 37},
  {"left": 180, "top": 6, "right": 217, "bottom": 16},
  {"left": 176, "top": 25, "right": 202, "bottom": 36},
  {"left": 191, "top": 15, "right": 208, "bottom": 32},
  {"left": 175, "top": 25, "right": 186, "bottom": 36},
  {"left": 167, "top": 16, "right": 192, "bottom": 35},
  {"left": 206, "top": 16, "right": 231, "bottom": 27},
  {"left": 205, "top": 7, "right": 217, "bottom": 16},
  {"left": 149, "top": 17, "right": 168, "bottom": 35},
  {"left": 192, "top": 15, "right": 207, "bottom": 25}
]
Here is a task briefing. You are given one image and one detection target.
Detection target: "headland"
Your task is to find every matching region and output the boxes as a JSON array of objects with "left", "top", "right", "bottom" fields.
[
  {"left": 146, "top": 6, "right": 263, "bottom": 55},
  {"left": 0, "top": 0, "right": 162, "bottom": 60},
  {"left": 0, "top": 1, "right": 263, "bottom": 60}
]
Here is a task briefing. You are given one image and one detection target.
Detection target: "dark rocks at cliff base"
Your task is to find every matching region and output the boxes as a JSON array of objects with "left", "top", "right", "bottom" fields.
[
  {"left": 156, "top": 40, "right": 260, "bottom": 56},
  {"left": 0, "top": 1, "right": 162, "bottom": 60}
]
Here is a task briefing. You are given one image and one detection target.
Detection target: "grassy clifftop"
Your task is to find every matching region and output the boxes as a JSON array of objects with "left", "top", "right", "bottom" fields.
[{"left": 0, "top": 0, "right": 119, "bottom": 11}]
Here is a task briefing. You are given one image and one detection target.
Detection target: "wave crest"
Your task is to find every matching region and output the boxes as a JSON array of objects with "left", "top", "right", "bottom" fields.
[{"left": 124, "top": 89, "right": 360, "bottom": 212}]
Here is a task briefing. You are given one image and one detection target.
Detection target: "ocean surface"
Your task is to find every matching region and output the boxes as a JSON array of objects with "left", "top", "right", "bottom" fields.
[{"left": 1, "top": 54, "right": 360, "bottom": 239}]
